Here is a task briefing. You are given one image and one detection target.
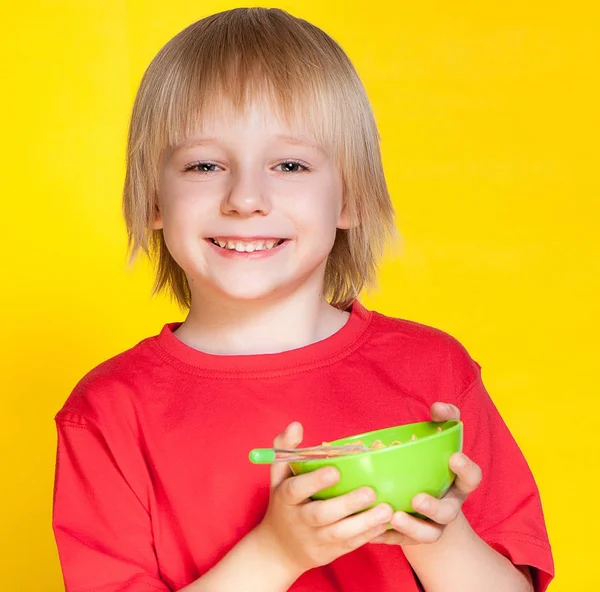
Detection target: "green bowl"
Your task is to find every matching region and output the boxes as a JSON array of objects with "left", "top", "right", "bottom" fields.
[{"left": 290, "top": 420, "right": 463, "bottom": 513}]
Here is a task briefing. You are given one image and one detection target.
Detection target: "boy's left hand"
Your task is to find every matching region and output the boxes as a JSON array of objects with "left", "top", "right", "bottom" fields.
[{"left": 371, "top": 402, "right": 482, "bottom": 546}]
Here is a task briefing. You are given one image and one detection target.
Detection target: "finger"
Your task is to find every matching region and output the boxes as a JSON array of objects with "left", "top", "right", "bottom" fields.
[
  {"left": 370, "top": 530, "right": 415, "bottom": 546},
  {"left": 447, "top": 452, "right": 482, "bottom": 500},
  {"left": 278, "top": 466, "right": 340, "bottom": 505},
  {"left": 389, "top": 511, "right": 444, "bottom": 544},
  {"left": 411, "top": 493, "right": 461, "bottom": 526},
  {"left": 302, "top": 487, "right": 377, "bottom": 527},
  {"left": 324, "top": 503, "right": 394, "bottom": 543},
  {"left": 345, "top": 523, "right": 391, "bottom": 551},
  {"left": 270, "top": 422, "right": 304, "bottom": 489},
  {"left": 430, "top": 402, "right": 461, "bottom": 423}
]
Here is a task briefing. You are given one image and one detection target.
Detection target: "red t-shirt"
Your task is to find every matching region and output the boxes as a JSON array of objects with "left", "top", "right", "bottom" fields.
[{"left": 53, "top": 302, "right": 554, "bottom": 591}]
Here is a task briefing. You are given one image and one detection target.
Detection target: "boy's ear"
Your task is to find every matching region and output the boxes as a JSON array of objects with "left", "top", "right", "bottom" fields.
[
  {"left": 151, "top": 206, "right": 163, "bottom": 230},
  {"left": 336, "top": 203, "right": 354, "bottom": 230}
]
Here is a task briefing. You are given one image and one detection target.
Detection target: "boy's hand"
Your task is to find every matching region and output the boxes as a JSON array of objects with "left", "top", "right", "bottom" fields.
[
  {"left": 371, "top": 402, "right": 482, "bottom": 546},
  {"left": 255, "top": 422, "right": 394, "bottom": 577}
]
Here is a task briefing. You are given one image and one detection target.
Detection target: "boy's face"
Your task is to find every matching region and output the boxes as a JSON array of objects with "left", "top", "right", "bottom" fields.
[{"left": 157, "top": 104, "right": 349, "bottom": 304}]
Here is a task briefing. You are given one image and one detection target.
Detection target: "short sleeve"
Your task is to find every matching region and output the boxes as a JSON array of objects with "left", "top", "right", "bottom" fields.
[
  {"left": 456, "top": 367, "right": 555, "bottom": 591},
  {"left": 52, "top": 417, "right": 170, "bottom": 592}
]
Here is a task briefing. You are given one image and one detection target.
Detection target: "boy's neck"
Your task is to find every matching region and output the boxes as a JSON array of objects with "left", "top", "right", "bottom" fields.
[{"left": 173, "top": 288, "right": 351, "bottom": 356}]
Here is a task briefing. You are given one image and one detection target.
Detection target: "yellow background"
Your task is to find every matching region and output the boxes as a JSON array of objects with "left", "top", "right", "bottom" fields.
[{"left": 1, "top": 1, "right": 598, "bottom": 589}]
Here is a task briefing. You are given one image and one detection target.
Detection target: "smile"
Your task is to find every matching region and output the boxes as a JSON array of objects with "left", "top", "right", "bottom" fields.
[{"left": 208, "top": 237, "right": 287, "bottom": 253}]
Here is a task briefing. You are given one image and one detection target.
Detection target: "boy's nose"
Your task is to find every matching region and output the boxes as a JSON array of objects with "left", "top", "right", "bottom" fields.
[{"left": 221, "top": 173, "right": 271, "bottom": 217}]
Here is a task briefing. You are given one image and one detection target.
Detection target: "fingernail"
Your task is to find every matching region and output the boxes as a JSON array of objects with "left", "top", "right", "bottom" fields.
[
  {"left": 323, "top": 468, "right": 339, "bottom": 485},
  {"left": 446, "top": 404, "right": 454, "bottom": 413},
  {"left": 376, "top": 504, "right": 392, "bottom": 519},
  {"left": 361, "top": 488, "right": 375, "bottom": 503},
  {"left": 417, "top": 498, "right": 430, "bottom": 511},
  {"left": 454, "top": 454, "right": 466, "bottom": 469}
]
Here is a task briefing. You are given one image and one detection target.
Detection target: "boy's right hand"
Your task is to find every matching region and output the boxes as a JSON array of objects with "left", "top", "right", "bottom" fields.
[{"left": 255, "top": 422, "right": 394, "bottom": 578}]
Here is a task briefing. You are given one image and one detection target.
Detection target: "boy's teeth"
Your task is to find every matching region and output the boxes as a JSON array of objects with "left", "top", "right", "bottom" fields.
[{"left": 214, "top": 239, "right": 282, "bottom": 252}]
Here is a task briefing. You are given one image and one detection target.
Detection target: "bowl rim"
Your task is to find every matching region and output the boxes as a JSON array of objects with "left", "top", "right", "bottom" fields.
[{"left": 290, "top": 419, "right": 463, "bottom": 468}]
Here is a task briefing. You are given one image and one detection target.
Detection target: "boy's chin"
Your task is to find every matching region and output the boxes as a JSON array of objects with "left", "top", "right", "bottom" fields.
[{"left": 212, "top": 281, "right": 289, "bottom": 304}]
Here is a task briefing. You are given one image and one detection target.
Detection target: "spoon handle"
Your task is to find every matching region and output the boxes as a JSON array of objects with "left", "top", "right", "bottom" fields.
[{"left": 249, "top": 445, "right": 368, "bottom": 464}]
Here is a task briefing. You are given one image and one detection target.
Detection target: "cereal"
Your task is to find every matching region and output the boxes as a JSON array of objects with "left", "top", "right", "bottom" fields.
[{"left": 318, "top": 432, "right": 428, "bottom": 456}]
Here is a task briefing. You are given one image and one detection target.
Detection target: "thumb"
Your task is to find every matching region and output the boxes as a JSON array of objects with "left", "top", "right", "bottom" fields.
[
  {"left": 430, "top": 402, "right": 461, "bottom": 422},
  {"left": 270, "top": 421, "right": 304, "bottom": 489}
]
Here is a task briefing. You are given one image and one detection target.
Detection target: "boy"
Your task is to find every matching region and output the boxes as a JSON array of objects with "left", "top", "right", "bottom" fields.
[{"left": 53, "top": 8, "right": 554, "bottom": 592}]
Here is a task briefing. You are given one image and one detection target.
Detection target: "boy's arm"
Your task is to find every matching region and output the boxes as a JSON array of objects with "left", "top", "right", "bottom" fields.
[
  {"left": 401, "top": 512, "right": 534, "bottom": 592},
  {"left": 181, "top": 526, "right": 300, "bottom": 592},
  {"left": 54, "top": 413, "right": 390, "bottom": 592}
]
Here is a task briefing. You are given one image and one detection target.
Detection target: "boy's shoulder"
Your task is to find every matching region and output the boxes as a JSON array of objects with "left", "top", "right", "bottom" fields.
[
  {"left": 369, "top": 307, "right": 472, "bottom": 354},
  {"left": 366, "top": 307, "right": 481, "bottom": 393},
  {"left": 55, "top": 332, "right": 162, "bottom": 425}
]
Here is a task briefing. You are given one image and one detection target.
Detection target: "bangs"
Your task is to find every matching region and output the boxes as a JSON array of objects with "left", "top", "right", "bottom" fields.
[
  {"left": 168, "top": 82, "right": 337, "bottom": 156},
  {"left": 136, "top": 8, "right": 364, "bottom": 160}
]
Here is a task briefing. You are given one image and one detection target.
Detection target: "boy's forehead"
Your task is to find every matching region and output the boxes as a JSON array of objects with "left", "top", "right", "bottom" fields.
[
  {"left": 175, "top": 132, "right": 324, "bottom": 154},
  {"left": 173, "top": 104, "right": 325, "bottom": 152}
]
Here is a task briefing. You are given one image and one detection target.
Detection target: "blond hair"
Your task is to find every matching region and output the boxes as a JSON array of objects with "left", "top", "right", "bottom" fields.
[{"left": 123, "top": 7, "right": 396, "bottom": 309}]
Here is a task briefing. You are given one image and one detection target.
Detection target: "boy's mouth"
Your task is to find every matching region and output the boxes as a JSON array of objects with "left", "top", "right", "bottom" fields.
[{"left": 208, "top": 237, "right": 287, "bottom": 253}]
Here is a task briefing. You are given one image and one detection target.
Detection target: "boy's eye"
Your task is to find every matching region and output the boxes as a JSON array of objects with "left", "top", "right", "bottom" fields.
[
  {"left": 182, "top": 161, "right": 310, "bottom": 174},
  {"left": 274, "top": 161, "right": 310, "bottom": 173},
  {"left": 183, "top": 162, "right": 221, "bottom": 173}
]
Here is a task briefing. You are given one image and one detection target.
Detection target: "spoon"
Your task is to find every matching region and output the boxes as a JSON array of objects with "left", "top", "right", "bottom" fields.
[{"left": 249, "top": 444, "right": 369, "bottom": 464}]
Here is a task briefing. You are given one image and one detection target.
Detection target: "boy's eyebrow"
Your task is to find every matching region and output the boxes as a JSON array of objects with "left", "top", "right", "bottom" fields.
[
  {"left": 173, "top": 138, "right": 218, "bottom": 152},
  {"left": 276, "top": 134, "right": 325, "bottom": 153},
  {"left": 172, "top": 134, "right": 324, "bottom": 153}
]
